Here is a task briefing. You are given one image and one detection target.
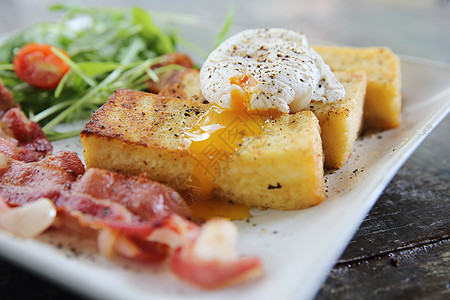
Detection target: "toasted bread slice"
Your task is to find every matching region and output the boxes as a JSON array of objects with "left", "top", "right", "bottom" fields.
[
  {"left": 313, "top": 46, "right": 401, "bottom": 130},
  {"left": 81, "top": 89, "right": 325, "bottom": 210},
  {"left": 159, "top": 69, "right": 366, "bottom": 169},
  {"left": 309, "top": 71, "right": 367, "bottom": 168}
]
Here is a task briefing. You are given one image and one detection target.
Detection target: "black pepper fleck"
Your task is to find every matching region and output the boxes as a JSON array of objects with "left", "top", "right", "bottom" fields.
[{"left": 268, "top": 183, "right": 282, "bottom": 189}]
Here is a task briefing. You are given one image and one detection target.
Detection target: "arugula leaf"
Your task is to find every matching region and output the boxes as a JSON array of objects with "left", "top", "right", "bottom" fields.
[
  {"left": 76, "top": 62, "right": 121, "bottom": 77},
  {"left": 132, "top": 6, "right": 175, "bottom": 55}
]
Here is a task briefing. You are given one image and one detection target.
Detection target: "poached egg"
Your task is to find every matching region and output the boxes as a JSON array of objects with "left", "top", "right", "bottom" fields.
[
  {"left": 200, "top": 28, "right": 345, "bottom": 113},
  {"left": 184, "top": 28, "right": 345, "bottom": 219}
]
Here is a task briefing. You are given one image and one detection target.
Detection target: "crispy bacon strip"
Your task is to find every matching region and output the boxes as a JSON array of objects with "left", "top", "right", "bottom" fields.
[
  {"left": 0, "top": 81, "right": 52, "bottom": 162},
  {"left": 0, "top": 79, "right": 18, "bottom": 112},
  {"left": 147, "top": 53, "right": 194, "bottom": 93},
  {"left": 2, "top": 108, "right": 52, "bottom": 159},
  {"left": 0, "top": 152, "right": 178, "bottom": 263},
  {"left": 0, "top": 151, "right": 84, "bottom": 206},
  {"left": 172, "top": 249, "right": 263, "bottom": 289},
  {"left": 102, "top": 230, "right": 170, "bottom": 263},
  {"left": 171, "top": 218, "right": 263, "bottom": 289},
  {"left": 96, "top": 214, "right": 195, "bottom": 263},
  {"left": 71, "top": 168, "right": 191, "bottom": 220},
  {"left": 0, "top": 153, "right": 185, "bottom": 226}
]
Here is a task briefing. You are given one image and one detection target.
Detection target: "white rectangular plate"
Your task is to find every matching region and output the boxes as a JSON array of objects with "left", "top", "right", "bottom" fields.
[{"left": 0, "top": 43, "right": 449, "bottom": 300}]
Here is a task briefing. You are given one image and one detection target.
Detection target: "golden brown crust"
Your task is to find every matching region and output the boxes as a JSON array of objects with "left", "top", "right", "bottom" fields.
[{"left": 82, "top": 88, "right": 208, "bottom": 149}]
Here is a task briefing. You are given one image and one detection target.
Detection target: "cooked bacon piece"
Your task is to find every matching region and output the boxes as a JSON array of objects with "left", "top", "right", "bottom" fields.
[
  {"left": 172, "top": 250, "right": 263, "bottom": 289},
  {"left": 70, "top": 168, "right": 191, "bottom": 220},
  {"left": 0, "top": 135, "right": 47, "bottom": 163},
  {"left": 0, "top": 152, "right": 179, "bottom": 262},
  {"left": 0, "top": 154, "right": 190, "bottom": 263},
  {"left": 0, "top": 151, "right": 84, "bottom": 206},
  {"left": 109, "top": 232, "right": 170, "bottom": 263},
  {"left": 0, "top": 137, "right": 23, "bottom": 161},
  {"left": 0, "top": 108, "right": 52, "bottom": 161},
  {"left": 0, "top": 79, "right": 18, "bottom": 113},
  {"left": 0, "top": 154, "right": 187, "bottom": 227},
  {"left": 146, "top": 213, "right": 200, "bottom": 248},
  {"left": 56, "top": 191, "right": 142, "bottom": 226},
  {"left": 152, "top": 53, "right": 194, "bottom": 70},
  {"left": 96, "top": 214, "right": 193, "bottom": 264},
  {"left": 92, "top": 213, "right": 200, "bottom": 265},
  {"left": 0, "top": 153, "right": 189, "bottom": 234},
  {"left": 147, "top": 53, "right": 194, "bottom": 94},
  {"left": 0, "top": 81, "right": 52, "bottom": 162},
  {"left": 171, "top": 219, "right": 263, "bottom": 289},
  {"left": 102, "top": 212, "right": 264, "bottom": 286},
  {"left": 0, "top": 151, "right": 263, "bottom": 288}
]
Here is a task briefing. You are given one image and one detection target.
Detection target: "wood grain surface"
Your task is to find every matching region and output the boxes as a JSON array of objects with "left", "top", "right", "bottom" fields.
[{"left": 317, "top": 116, "right": 450, "bottom": 299}]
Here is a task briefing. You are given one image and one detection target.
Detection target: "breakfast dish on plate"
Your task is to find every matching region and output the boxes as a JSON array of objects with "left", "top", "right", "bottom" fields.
[
  {"left": 0, "top": 4, "right": 414, "bottom": 297},
  {"left": 82, "top": 28, "right": 401, "bottom": 215}
]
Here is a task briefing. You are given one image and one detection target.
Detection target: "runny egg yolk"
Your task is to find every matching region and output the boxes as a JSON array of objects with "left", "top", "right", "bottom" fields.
[{"left": 183, "top": 75, "right": 275, "bottom": 220}]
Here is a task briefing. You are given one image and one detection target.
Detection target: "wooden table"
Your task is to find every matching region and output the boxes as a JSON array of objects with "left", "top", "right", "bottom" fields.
[
  {"left": 1, "top": 0, "right": 449, "bottom": 299},
  {"left": 317, "top": 117, "right": 450, "bottom": 299}
]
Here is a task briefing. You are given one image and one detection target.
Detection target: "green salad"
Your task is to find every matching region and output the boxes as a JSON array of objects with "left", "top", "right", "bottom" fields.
[{"left": 0, "top": 4, "right": 233, "bottom": 140}]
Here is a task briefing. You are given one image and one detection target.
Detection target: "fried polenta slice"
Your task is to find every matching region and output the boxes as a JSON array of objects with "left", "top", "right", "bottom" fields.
[
  {"left": 309, "top": 71, "right": 367, "bottom": 169},
  {"left": 81, "top": 89, "right": 325, "bottom": 210},
  {"left": 313, "top": 45, "right": 401, "bottom": 130},
  {"left": 159, "top": 69, "right": 366, "bottom": 169}
]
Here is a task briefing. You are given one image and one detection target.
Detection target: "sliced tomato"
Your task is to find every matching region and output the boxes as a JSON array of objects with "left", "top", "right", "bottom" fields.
[{"left": 13, "top": 43, "right": 70, "bottom": 90}]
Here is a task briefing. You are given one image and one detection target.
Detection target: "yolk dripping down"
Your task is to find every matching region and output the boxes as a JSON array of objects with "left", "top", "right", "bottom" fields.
[{"left": 183, "top": 75, "right": 275, "bottom": 220}]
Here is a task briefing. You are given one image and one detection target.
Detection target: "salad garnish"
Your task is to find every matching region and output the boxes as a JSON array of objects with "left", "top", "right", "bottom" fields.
[{"left": 0, "top": 4, "right": 233, "bottom": 140}]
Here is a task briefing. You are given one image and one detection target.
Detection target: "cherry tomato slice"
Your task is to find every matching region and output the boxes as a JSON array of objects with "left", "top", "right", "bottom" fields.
[{"left": 13, "top": 43, "right": 70, "bottom": 90}]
